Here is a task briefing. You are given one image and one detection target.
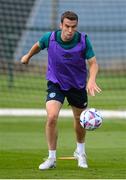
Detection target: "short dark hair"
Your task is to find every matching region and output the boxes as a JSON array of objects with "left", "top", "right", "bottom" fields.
[{"left": 61, "top": 11, "right": 78, "bottom": 23}]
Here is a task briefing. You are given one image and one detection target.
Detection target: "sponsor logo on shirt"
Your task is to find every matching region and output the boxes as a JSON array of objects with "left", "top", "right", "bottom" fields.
[{"left": 62, "top": 53, "right": 73, "bottom": 59}]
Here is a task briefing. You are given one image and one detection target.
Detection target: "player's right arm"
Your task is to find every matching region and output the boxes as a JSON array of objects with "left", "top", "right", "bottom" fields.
[
  {"left": 21, "top": 32, "right": 51, "bottom": 64},
  {"left": 21, "top": 42, "right": 40, "bottom": 64}
]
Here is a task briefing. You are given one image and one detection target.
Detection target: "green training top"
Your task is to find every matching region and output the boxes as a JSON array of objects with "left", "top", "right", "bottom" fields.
[{"left": 38, "top": 30, "right": 95, "bottom": 60}]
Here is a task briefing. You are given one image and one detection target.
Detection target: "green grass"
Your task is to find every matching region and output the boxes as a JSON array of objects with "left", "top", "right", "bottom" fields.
[
  {"left": 0, "top": 116, "right": 126, "bottom": 179},
  {"left": 0, "top": 74, "right": 126, "bottom": 109}
]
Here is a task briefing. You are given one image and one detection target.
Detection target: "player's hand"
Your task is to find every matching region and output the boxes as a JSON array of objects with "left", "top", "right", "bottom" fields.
[
  {"left": 21, "top": 54, "right": 30, "bottom": 64},
  {"left": 86, "top": 80, "right": 102, "bottom": 96}
]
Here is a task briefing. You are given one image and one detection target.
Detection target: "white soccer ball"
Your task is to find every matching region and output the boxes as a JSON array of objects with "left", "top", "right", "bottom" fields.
[{"left": 80, "top": 108, "right": 103, "bottom": 130}]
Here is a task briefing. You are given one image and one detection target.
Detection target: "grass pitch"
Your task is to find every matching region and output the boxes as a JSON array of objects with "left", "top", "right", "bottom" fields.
[
  {"left": 0, "top": 116, "right": 126, "bottom": 179},
  {"left": 0, "top": 74, "right": 126, "bottom": 109}
]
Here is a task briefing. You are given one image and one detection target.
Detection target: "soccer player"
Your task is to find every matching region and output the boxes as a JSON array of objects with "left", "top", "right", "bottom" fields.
[{"left": 21, "top": 11, "right": 101, "bottom": 170}]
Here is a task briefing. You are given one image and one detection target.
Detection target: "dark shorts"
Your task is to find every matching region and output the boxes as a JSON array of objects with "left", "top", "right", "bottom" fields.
[{"left": 46, "top": 81, "right": 88, "bottom": 109}]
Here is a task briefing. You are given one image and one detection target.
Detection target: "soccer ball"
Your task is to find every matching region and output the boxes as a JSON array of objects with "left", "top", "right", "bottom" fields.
[{"left": 80, "top": 108, "right": 103, "bottom": 130}]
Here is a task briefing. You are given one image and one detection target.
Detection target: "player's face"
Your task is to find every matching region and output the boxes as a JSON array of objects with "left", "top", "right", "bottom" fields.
[{"left": 60, "top": 18, "right": 78, "bottom": 41}]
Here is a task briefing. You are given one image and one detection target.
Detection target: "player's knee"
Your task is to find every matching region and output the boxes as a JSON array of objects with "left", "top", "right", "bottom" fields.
[
  {"left": 47, "top": 114, "right": 58, "bottom": 127},
  {"left": 74, "top": 115, "right": 80, "bottom": 122},
  {"left": 75, "top": 117, "right": 82, "bottom": 126}
]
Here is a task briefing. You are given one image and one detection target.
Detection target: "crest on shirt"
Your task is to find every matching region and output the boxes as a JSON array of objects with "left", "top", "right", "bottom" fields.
[{"left": 49, "top": 92, "right": 56, "bottom": 98}]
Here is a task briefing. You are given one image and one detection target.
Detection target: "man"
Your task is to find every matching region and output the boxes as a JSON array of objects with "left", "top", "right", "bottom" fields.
[{"left": 21, "top": 11, "right": 101, "bottom": 170}]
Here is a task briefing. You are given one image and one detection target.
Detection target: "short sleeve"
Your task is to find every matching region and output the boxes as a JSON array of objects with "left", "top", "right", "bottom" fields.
[
  {"left": 38, "top": 32, "right": 52, "bottom": 50},
  {"left": 85, "top": 35, "right": 95, "bottom": 60}
]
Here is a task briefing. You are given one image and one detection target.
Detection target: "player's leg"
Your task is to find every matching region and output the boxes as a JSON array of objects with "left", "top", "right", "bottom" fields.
[
  {"left": 71, "top": 106, "right": 86, "bottom": 144},
  {"left": 45, "top": 100, "right": 62, "bottom": 151},
  {"left": 72, "top": 106, "right": 88, "bottom": 168},
  {"left": 39, "top": 81, "right": 65, "bottom": 170},
  {"left": 71, "top": 106, "right": 86, "bottom": 155},
  {"left": 39, "top": 100, "right": 62, "bottom": 170},
  {"left": 66, "top": 88, "right": 88, "bottom": 168}
]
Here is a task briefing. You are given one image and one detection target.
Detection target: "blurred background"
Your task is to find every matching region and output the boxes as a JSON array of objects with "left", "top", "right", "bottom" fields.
[{"left": 0, "top": 0, "right": 126, "bottom": 111}]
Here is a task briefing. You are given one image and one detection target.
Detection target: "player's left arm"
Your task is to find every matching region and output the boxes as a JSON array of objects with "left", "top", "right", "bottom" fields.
[
  {"left": 85, "top": 35, "right": 101, "bottom": 96},
  {"left": 86, "top": 56, "right": 101, "bottom": 96}
]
